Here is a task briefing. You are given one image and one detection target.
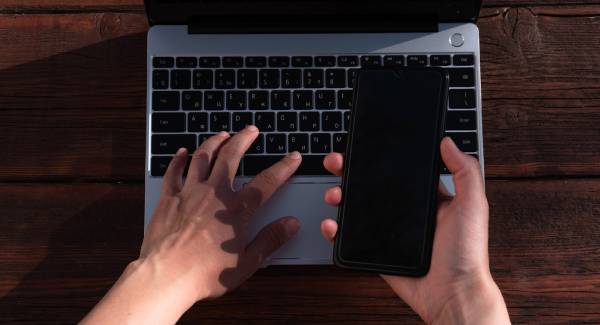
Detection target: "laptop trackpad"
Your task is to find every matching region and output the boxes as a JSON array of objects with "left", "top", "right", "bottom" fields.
[{"left": 238, "top": 181, "right": 337, "bottom": 265}]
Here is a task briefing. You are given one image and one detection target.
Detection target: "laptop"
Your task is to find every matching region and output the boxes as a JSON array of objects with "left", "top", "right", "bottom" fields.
[{"left": 144, "top": 0, "right": 484, "bottom": 265}]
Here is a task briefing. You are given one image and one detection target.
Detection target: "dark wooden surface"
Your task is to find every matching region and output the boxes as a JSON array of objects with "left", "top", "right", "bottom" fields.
[{"left": 0, "top": 1, "right": 599, "bottom": 324}]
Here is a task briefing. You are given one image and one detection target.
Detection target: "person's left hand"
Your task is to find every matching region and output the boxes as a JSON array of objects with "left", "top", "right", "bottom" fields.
[{"left": 83, "top": 126, "right": 302, "bottom": 324}]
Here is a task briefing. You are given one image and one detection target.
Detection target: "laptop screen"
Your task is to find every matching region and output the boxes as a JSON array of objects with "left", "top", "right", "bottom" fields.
[{"left": 146, "top": 0, "right": 482, "bottom": 26}]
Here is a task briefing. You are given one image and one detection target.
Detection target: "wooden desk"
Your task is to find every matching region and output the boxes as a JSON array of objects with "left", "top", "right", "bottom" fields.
[{"left": 1, "top": 1, "right": 599, "bottom": 323}]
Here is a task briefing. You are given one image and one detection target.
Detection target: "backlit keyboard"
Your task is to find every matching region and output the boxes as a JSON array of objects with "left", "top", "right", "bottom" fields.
[{"left": 150, "top": 54, "right": 479, "bottom": 177}]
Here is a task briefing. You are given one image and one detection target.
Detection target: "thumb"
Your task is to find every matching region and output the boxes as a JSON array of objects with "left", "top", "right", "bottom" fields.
[
  {"left": 244, "top": 217, "right": 300, "bottom": 269},
  {"left": 440, "top": 137, "right": 485, "bottom": 201}
]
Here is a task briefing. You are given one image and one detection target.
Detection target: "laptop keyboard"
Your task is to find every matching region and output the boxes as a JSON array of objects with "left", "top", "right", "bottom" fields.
[{"left": 150, "top": 54, "right": 478, "bottom": 177}]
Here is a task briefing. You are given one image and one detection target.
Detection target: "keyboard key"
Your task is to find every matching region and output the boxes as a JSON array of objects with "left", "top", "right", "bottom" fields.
[
  {"left": 322, "top": 111, "right": 343, "bottom": 131},
  {"left": 199, "top": 57, "right": 220, "bottom": 68},
  {"left": 299, "top": 112, "right": 320, "bottom": 131},
  {"left": 210, "top": 112, "right": 231, "bottom": 132},
  {"left": 152, "top": 134, "right": 196, "bottom": 154},
  {"left": 192, "top": 70, "right": 213, "bottom": 89},
  {"left": 198, "top": 133, "right": 217, "bottom": 147},
  {"left": 292, "top": 56, "right": 313, "bottom": 67},
  {"left": 266, "top": 134, "right": 287, "bottom": 153},
  {"left": 188, "top": 112, "right": 209, "bottom": 132},
  {"left": 215, "top": 69, "right": 236, "bottom": 89},
  {"left": 446, "top": 132, "right": 478, "bottom": 152},
  {"left": 315, "top": 56, "right": 336, "bottom": 67},
  {"left": 152, "top": 70, "right": 169, "bottom": 89},
  {"left": 238, "top": 69, "right": 258, "bottom": 89},
  {"left": 151, "top": 156, "right": 173, "bottom": 176},
  {"left": 333, "top": 133, "right": 347, "bottom": 153},
  {"left": 446, "top": 111, "right": 477, "bottom": 130},
  {"left": 348, "top": 69, "right": 360, "bottom": 88},
  {"left": 232, "top": 112, "right": 253, "bottom": 131},
  {"left": 338, "top": 56, "right": 359, "bottom": 67},
  {"left": 255, "top": 112, "right": 275, "bottom": 132},
  {"left": 316, "top": 90, "right": 336, "bottom": 110},
  {"left": 269, "top": 56, "right": 290, "bottom": 67},
  {"left": 204, "top": 91, "right": 225, "bottom": 110},
  {"left": 249, "top": 91, "right": 269, "bottom": 110},
  {"left": 407, "top": 55, "right": 428, "bottom": 67},
  {"left": 153, "top": 57, "right": 174, "bottom": 68},
  {"left": 222, "top": 56, "right": 244, "bottom": 68},
  {"left": 430, "top": 55, "right": 451, "bottom": 66},
  {"left": 153, "top": 91, "right": 180, "bottom": 111},
  {"left": 384, "top": 55, "right": 405, "bottom": 67},
  {"left": 182, "top": 91, "right": 203, "bottom": 110},
  {"left": 282, "top": 69, "right": 302, "bottom": 88},
  {"left": 243, "top": 155, "right": 328, "bottom": 176},
  {"left": 449, "top": 89, "right": 476, "bottom": 109},
  {"left": 325, "top": 69, "right": 346, "bottom": 88},
  {"left": 171, "top": 70, "right": 191, "bottom": 89},
  {"left": 152, "top": 113, "right": 185, "bottom": 133},
  {"left": 247, "top": 134, "right": 265, "bottom": 154},
  {"left": 293, "top": 90, "right": 313, "bottom": 110},
  {"left": 448, "top": 68, "right": 475, "bottom": 87},
  {"left": 441, "top": 154, "right": 478, "bottom": 175},
  {"left": 311, "top": 133, "right": 331, "bottom": 153},
  {"left": 338, "top": 90, "right": 353, "bottom": 110},
  {"left": 259, "top": 69, "right": 280, "bottom": 89},
  {"left": 226, "top": 91, "right": 247, "bottom": 110},
  {"left": 344, "top": 111, "right": 351, "bottom": 131},
  {"left": 288, "top": 133, "right": 309, "bottom": 153},
  {"left": 277, "top": 112, "right": 298, "bottom": 131},
  {"left": 246, "top": 56, "right": 267, "bottom": 68},
  {"left": 304, "top": 69, "right": 324, "bottom": 88},
  {"left": 271, "top": 90, "right": 291, "bottom": 110},
  {"left": 453, "top": 55, "right": 474, "bottom": 66},
  {"left": 361, "top": 55, "right": 382, "bottom": 67},
  {"left": 176, "top": 57, "right": 197, "bottom": 68}
]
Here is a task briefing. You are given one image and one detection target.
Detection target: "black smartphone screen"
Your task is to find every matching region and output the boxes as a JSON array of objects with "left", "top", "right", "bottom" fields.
[{"left": 334, "top": 68, "right": 448, "bottom": 275}]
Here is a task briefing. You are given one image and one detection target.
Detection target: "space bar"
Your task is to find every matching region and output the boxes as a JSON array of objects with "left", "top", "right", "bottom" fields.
[{"left": 243, "top": 155, "right": 329, "bottom": 176}]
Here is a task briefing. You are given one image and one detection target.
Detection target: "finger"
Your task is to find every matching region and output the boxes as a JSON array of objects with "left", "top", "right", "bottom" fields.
[
  {"left": 240, "top": 152, "right": 302, "bottom": 211},
  {"left": 440, "top": 137, "right": 485, "bottom": 200},
  {"left": 323, "top": 153, "right": 344, "bottom": 176},
  {"left": 161, "top": 148, "right": 188, "bottom": 196},
  {"left": 320, "top": 218, "right": 338, "bottom": 243},
  {"left": 209, "top": 125, "right": 259, "bottom": 185},
  {"left": 324, "top": 186, "right": 342, "bottom": 206},
  {"left": 186, "top": 132, "right": 230, "bottom": 183},
  {"left": 244, "top": 217, "right": 300, "bottom": 269}
]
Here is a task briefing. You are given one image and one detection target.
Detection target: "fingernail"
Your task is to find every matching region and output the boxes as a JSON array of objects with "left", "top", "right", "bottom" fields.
[
  {"left": 218, "top": 131, "right": 230, "bottom": 138},
  {"left": 245, "top": 125, "right": 258, "bottom": 132},
  {"left": 176, "top": 148, "right": 187, "bottom": 155},
  {"left": 287, "top": 151, "right": 301, "bottom": 160},
  {"left": 284, "top": 218, "right": 300, "bottom": 237}
]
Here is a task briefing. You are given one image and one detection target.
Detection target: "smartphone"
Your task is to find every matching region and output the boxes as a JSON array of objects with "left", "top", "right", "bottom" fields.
[{"left": 334, "top": 68, "right": 449, "bottom": 276}]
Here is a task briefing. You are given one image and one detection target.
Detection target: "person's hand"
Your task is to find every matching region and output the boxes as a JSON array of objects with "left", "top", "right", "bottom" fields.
[
  {"left": 83, "top": 126, "right": 302, "bottom": 324},
  {"left": 320, "top": 137, "right": 510, "bottom": 325}
]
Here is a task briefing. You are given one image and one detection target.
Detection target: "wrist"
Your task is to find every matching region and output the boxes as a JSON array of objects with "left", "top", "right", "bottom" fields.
[
  {"left": 82, "top": 258, "right": 204, "bottom": 324},
  {"left": 433, "top": 273, "right": 510, "bottom": 325}
]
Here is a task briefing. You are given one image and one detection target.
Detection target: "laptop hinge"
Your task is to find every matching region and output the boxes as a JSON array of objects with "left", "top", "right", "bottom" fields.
[{"left": 188, "top": 15, "right": 438, "bottom": 34}]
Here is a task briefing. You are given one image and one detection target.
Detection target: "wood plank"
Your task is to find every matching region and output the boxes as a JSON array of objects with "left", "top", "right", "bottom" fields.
[
  {"left": 2, "top": 0, "right": 599, "bottom": 11},
  {"left": 0, "top": 7, "right": 599, "bottom": 181},
  {"left": 0, "top": 179, "right": 598, "bottom": 324}
]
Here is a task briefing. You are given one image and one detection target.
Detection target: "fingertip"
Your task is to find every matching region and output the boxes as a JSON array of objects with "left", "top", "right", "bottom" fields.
[
  {"left": 323, "top": 153, "right": 344, "bottom": 176},
  {"left": 324, "top": 186, "right": 342, "bottom": 206},
  {"left": 283, "top": 217, "right": 301, "bottom": 238},
  {"left": 320, "top": 219, "right": 338, "bottom": 242}
]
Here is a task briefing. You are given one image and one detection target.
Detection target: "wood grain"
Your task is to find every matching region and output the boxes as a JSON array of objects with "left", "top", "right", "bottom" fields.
[
  {"left": 2, "top": 0, "right": 600, "bottom": 11},
  {"left": 0, "top": 7, "right": 599, "bottom": 180},
  {"left": 0, "top": 180, "right": 598, "bottom": 324}
]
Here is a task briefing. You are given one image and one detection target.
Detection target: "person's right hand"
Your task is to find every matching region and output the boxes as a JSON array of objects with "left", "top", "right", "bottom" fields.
[{"left": 320, "top": 137, "right": 511, "bottom": 324}]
